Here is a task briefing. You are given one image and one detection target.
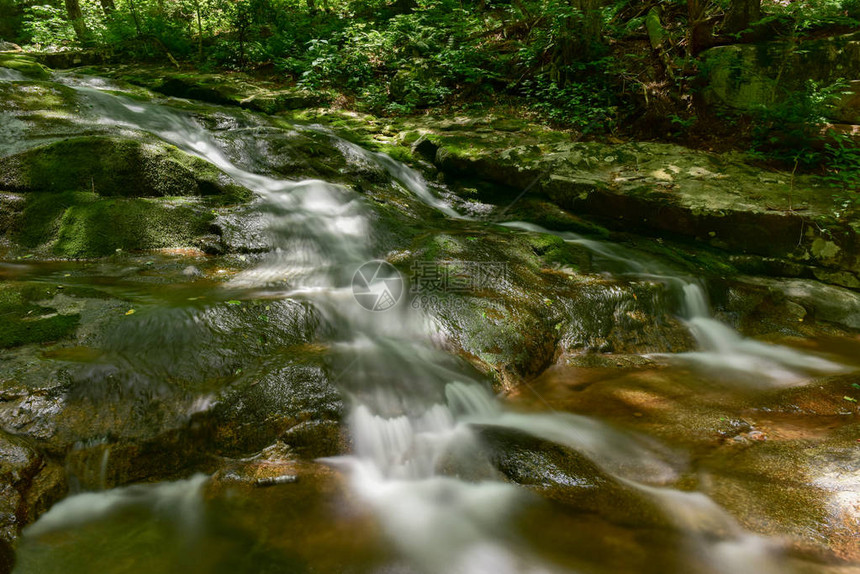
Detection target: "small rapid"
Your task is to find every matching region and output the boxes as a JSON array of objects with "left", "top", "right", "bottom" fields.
[
  {"left": 501, "top": 221, "right": 845, "bottom": 384},
  {"left": 5, "top": 69, "right": 850, "bottom": 574}
]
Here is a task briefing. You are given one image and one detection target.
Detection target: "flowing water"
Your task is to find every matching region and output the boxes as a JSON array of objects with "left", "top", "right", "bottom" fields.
[{"left": 2, "top": 70, "right": 855, "bottom": 573}]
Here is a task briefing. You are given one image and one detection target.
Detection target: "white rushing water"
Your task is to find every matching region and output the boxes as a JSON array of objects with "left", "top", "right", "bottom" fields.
[
  {"left": 25, "top": 474, "right": 208, "bottom": 538},
  {"left": 0, "top": 67, "right": 26, "bottom": 82},
  {"left": 9, "top": 69, "right": 843, "bottom": 573},
  {"left": 501, "top": 221, "right": 845, "bottom": 384}
]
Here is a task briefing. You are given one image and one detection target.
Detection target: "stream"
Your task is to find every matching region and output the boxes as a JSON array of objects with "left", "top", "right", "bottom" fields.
[{"left": 2, "top": 70, "right": 858, "bottom": 574}]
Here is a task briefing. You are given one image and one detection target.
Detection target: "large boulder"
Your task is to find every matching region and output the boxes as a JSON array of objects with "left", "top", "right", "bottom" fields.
[
  {"left": 701, "top": 32, "right": 860, "bottom": 124},
  {"left": 0, "top": 136, "right": 245, "bottom": 198},
  {"left": 427, "top": 136, "right": 860, "bottom": 290},
  {"left": 0, "top": 136, "right": 254, "bottom": 258}
]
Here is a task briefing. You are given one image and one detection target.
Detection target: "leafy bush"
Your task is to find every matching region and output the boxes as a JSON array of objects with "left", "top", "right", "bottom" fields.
[
  {"left": 22, "top": 4, "right": 75, "bottom": 46},
  {"left": 748, "top": 80, "right": 845, "bottom": 165},
  {"left": 822, "top": 130, "right": 860, "bottom": 192}
]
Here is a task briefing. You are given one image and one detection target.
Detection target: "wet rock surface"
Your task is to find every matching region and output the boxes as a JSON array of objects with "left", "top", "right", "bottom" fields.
[
  {"left": 2, "top": 59, "right": 860, "bottom": 572},
  {"left": 428, "top": 137, "right": 860, "bottom": 290},
  {"left": 0, "top": 432, "right": 66, "bottom": 552},
  {"left": 513, "top": 356, "right": 860, "bottom": 565}
]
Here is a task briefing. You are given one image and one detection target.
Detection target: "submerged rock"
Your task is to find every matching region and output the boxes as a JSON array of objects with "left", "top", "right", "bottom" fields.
[
  {"left": 0, "top": 282, "right": 80, "bottom": 349},
  {"left": 0, "top": 276, "right": 342, "bottom": 544},
  {"left": 0, "top": 432, "right": 66, "bottom": 547}
]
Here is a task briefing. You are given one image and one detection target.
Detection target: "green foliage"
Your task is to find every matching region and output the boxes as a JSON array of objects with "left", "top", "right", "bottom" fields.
[
  {"left": 3, "top": 0, "right": 856, "bottom": 142},
  {"left": 748, "top": 79, "right": 860, "bottom": 195},
  {"left": 521, "top": 63, "right": 618, "bottom": 132},
  {"left": 822, "top": 130, "right": 860, "bottom": 193},
  {"left": 22, "top": 4, "right": 75, "bottom": 46},
  {"left": 0, "top": 0, "right": 24, "bottom": 41},
  {"left": 762, "top": 0, "right": 860, "bottom": 31},
  {"left": 749, "top": 80, "right": 841, "bottom": 164}
]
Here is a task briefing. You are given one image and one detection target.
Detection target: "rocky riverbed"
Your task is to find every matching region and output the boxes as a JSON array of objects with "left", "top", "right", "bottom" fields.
[{"left": 0, "top": 54, "right": 858, "bottom": 574}]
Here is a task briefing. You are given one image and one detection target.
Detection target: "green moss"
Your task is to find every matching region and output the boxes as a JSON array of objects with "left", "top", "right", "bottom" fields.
[
  {"left": 0, "top": 54, "right": 50, "bottom": 80},
  {"left": 626, "top": 236, "right": 738, "bottom": 277},
  {"left": 0, "top": 283, "right": 80, "bottom": 348},
  {"left": 7, "top": 190, "right": 219, "bottom": 257},
  {"left": 0, "top": 313, "right": 80, "bottom": 348},
  {"left": 1, "top": 137, "right": 218, "bottom": 197},
  {"left": 13, "top": 191, "right": 91, "bottom": 248},
  {"left": 53, "top": 198, "right": 215, "bottom": 257},
  {"left": 0, "top": 81, "right": 78, "bottom": 113},
  {"left": 525, "top": 233, "right": 585, "bottom": 269},
  {"left": 377, "top": 143, "right": 413, "bottom": 164}
]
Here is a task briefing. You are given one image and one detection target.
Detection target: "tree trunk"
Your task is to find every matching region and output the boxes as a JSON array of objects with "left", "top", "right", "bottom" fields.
[
  {"left": 193, "top": 0, "right": 204, "bottom": 59},
  {"left": 64, "top": 0, "right": 89, "bottom": 42},
  {"left": 551, "top": 0, "right": 604, "bottom": 85},
  {"left": 687, "top": 0, "right": 712, "bottom": 56},
  {"left": 127, "top": 0, "right": 142, "bottom": 36},
  {"left": 391, "top": 0, "right": 417, "bottom": 14},
  {"left": 99, "top": 0, "right": 115, "bottom": 15},
  {"left": 578, "top": 0, "right": 603, "bottom": 44},
  {"left": 725, "top": 0, "right": 762, "bottom": 34}
]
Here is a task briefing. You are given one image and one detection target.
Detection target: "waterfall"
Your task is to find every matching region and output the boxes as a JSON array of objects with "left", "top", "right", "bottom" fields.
[
  {"left": 10, "top": 69, "right": 847, "bottom": 573},
  {"left": 501, "top": 221, "right": 845, "bottom": 384}
]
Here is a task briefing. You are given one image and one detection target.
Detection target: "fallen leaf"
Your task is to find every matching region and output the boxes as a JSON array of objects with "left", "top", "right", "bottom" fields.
[{"left": 125, "top": 309, "right": 135, "bottom": 316}]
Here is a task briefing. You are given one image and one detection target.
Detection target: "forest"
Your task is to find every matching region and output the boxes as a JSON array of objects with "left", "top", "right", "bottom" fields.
[
  {"left": 2, "top": 0, "right": 860, "bottom": 175},
  {"left": 1, "top": 1, "right": 859, "bottom": 574}
]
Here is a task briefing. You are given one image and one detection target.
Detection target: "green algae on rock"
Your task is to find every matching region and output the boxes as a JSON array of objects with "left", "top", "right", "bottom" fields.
[
  {"left": 0, "top": 54, "right": 50, "bottom": 80},
  {"left": 0, "top": 136, "right": 253, "bottom": 258},
  {"left": 0, "top": 282, "right": 81, "bottom": 349},
  {"left": 0, "top": 136, "right": 247, "bottom": 199}
]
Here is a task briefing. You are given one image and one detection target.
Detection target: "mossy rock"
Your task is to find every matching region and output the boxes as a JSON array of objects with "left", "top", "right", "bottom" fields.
[
  {"left": 700, "top": 32, "right": 860, "bottom": 122},
  {"left": 157, "top": 74, "right": 243, "bottom": 105},
  {"left": 0, "top": 136, "right": 249, "bottom": 200},
  {"left": 58, "top": 197, "right": 218, "bottom": 257},
  {"left": 0, "top": 81, "right": 78, "bottom": 115},
  {"left": 7, "top": 192, "right": 219, "bottom": 257},
  {"left": 239, "top": 89, "right": 323, "bottom": 114},
  {"left": 0, "top": 283, "right": 80, "bottom": 349},
  {"left": 0, "top": 54, "right": 50, "bottom": 80},
  {"left": 523, "top": 231, "right": 590, "bottom": 269}
]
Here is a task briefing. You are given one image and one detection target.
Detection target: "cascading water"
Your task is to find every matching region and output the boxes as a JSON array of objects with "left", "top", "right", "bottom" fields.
[
  {"left": 6, "top": 70, "right": 850, "bottom": 573},
  {"left": 501, "top": 221, "right": 845, "bottom": 384}
]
